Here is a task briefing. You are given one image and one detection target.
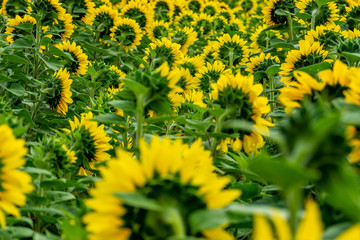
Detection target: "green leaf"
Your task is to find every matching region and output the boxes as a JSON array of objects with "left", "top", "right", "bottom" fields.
[
  {"left": 46, "top": 191, "right": 76, "bottom": 204},
  {"left": 0, "top": 74, "right": 17, "bottom": 83},
  {"left": 92, "top": 113, "right": 126, "bottom": 125},
  {"left": 226, "top": 202, "right": 287, "bottom": 216},
  {"left": 123, "top": 78, "right": 148, "bottom": 96},
  {"left": 248, "top": 155, "right": 318, "bottom": 189},
  {"left": 342, "top": 52, "right": 360, "bottom": 63},
  {"left": 295, "top": 12, "right": 312, "bottom": 21},
  {"left": 21, "top": 167, "right": 53, "bottom": 176},
  {"left": 275, "top": 9, "right": 288, "bottom": 16},
  {"left": 189, "top": 209, "right": 229, "bottom": 234},
  {"left": 231, "top": 183, "right": 262, "bottom": 200},
  {"left": 80, "top": 41, "right": 108, "bottom": 55},
  {"left": 295, "top": 61, "right": 330, "bottom": 75},
  {"left": 12, "top": 22, "right": 34, "bottom": 33},
  {"left": 6, "top": 54, "right": 31, "bottom": 65},
  {"left": 108, "top": 100, "right": 136, "bottom": 112},
  {"left": 0, "top": 227, "right": 34, "bottom": 238},
  {"left": 266, "top": 65, "right": 281, "bottom": 78},
  {"left": 114, "top": 192, "right": 162, "bottom": 211},
  {"left": 270, "top": 40, "right": 296, "bottom": 49},
  {"left": 6, "top": 38, "right": 33, "bottom": 50},
  {"left": 317, "top": 0, "right": 335, "bottom": 7}
]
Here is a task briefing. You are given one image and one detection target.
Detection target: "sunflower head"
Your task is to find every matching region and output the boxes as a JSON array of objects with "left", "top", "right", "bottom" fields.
[
  {"left": 263, "top": 0, "right": 296, "bottom": 26},
  {"left": 110, "top": 17, "right": 142, "bottom": 50},
  {"left": 84, "top": 5, "right": 118, "bottom": 39},
  {"left": 44, "top": 68, "right": 73, "bottom": 115},
  {"left": 120, "top": 0, "right": 153, "bottom": 30},
  {"left": 30, "top": 0, "right": 66, "bottom": 25},
  {"left": 335, "top": 37, "right": 360, "bottom": 66},
  {"left": 246, "top": 52, "right": 280, "bottom": 79},
  {"left": 296, "top": 0, "right": 339, "bottom": 27},
  {"left": 174, "top": 10, "right": 195, "bottom": 28},
  {"left": 304, "top": 25, "right": 341, "bottom": 50},
  {"left": 143, "top": 37, "right": 182, "bottom": 69},
  {"left": 211, "top": 73, "right": 273, "bottom": 154},
  {"left": 64, "top": 112, "right": 113, "bottom": 176},
  {"left": 83, "top": 136, "right": 240, "bottom": 239},
  {"left": 4, "top": 14, "right": 36, "bottom": 44},
  {"left": 250, "top": 24, "right": 283, "bottom": 53},
  {"left": 191, "top": 13, "right": 214, "bottom": 37},
  {"left": 56, "top": 40, "right": 89, "bottom": 75},
  {"left": 152, "top": 0, "right": 174, "bottom": 22},
  {"left": 2, "top": 0, "right": 31, "bottom": 18},
  {"left": 146, "top": 20, "right": 170, "bottom": 42},
  {"left": 345, "top": 2, "right": 360, "bottom": 31},
  {"left": 170, "top": 26, "right": 198, "bottom": 54},
  {"left": 186, "top": 0, "right": 203, "bottom": 13},
  {"left": 0, "top": 124, "right": 33, "bottom": 228}
]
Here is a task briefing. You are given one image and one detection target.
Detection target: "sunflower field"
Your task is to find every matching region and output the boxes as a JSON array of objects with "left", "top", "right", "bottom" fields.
[{"left": 1, "top": 0, "right": 360, "bottom": 239}]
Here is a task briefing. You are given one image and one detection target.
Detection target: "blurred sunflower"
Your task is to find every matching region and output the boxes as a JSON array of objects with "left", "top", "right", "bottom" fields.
[
  {"left": 344, "top": 67, "right": 360, "bottom": 106},
  {"left": 143, "top": 37, "right": 182, "bottom": 69},
  {"left": 45, "top": 68, "right": 73, "bottom": 115},
  {"left": 1, "top": 0, "right": 31, "bottom": 18},
  {"left": 56, "top": 40, "right": 89, "bottom": 75},
  {"left": 186, "top": 0, "right": 204, "bottom": 13},
  {"left": 4, "top": 14, "right": 36, "bottom": 43},
  {"left": 110, "top": 17, "right": 142, "bottom": 50},
  {"left": 279, "top": 60, "right": 352, "bottom": 113},
  {"left": 210, "top": 73, "right": 273, "bottom": 154},
  {"left": 201, "top": 1, "right": 220, "bottom": 16},
  {"left": 263, "top": 0, "right": 296, "bottom": 26},
  {"left": 336, "top": 0, "right": 354, "bottom": 18},
  {"left": 195, "top": 60, "right": 232, "bottom": 93},
  {"left": 0, "top": 124, "right": 33, "bottom": 228},
  {"left": 239, "top": 0, "right": 258, "bottom": 16},
  {"left": 253, "top": 199, "right": 360, "bottom": 240},
  {"left": 181, "top": 89, "right": 207, "bottom": 108},
  {"left": 296, "top": 0, "right": 339, "bottom": 27},
  {"left": 178, "top": 54, "right": 205, "bottom": 77},
  {"left": 83, "top": 136, "right": 240, "bottom": 239},
  {"left": 345, "top": 2, "right": 360, "bottom": 31},
  {"left": 226, "top": 19, "right": 246, "bottom": 35},
  {"left": 146, "top": 20, "right": 170, "bottom": 42},
  {"left": 335, "top": 37, "right": 360, "bottom": 66},
  {"left": 83, "top": 5, "right": 118, "bottom": 38},
  {"left": 66, "top": 0, "right": 96, "bottom": 23},
  {"left": 211, "top": 34, "right": 250, "bottom": 68},
  {"left": 29, "top": 0, "right": 66, "bottom": 25},
  {"left": 342, "top": 28, "right": 360, "bottom": 39},
  {"left": 64, "top": 112, "right": 113, "bottom": 176},
  {"left": 152, "top": 0, "right": 174, "bottom": 22},
  {"left": 246, "top": 52, "right": 280, "bottom": 74},
  {"left": 304, "top": 25, "right": 341, "bottom": 50},
  {"left": 174, "top": 67, "right": 197, "bottom": 91},
  {"left": 201, "top": 41, "right": 217, "bottom": 61},
  {"left": 191, "top": 13, "right": 214, "bottom": 37},
  {"left": 279, "top": 40, "right": 331, "bottom": 84},
  {"left": 217, "top": 8, "right": 234, "bottom": 23},
  {"left": 174, "top": 10, "right": 195, "bottom": 28},
  {"left": 170, "top": 26, "right": 198, "bottom": 54},
  {"left": 120, "top": 0, "right": 153, "bottom": 30},
  {"left": 250, "top": 24, "right": 283, "bottom": 53},
  {"left": 53, "top": 13, "right": 75, "bottom": 41},
  {"left": 213, "top": 15, "right": 228, "bottom": 33}
]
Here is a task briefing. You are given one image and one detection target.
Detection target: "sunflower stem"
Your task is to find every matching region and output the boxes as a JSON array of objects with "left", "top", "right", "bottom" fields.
[
  {"left": 285, "top": 187, "right": 302, "bottom": 237},
  {"left": 286, "top": 13, "right": 294, "bottom": 41},
  {"left": 165, "top": 207, "right": 186, "bottom": 237},
  {"left": 211, "top": 108, "right": 233, "bottom": 157},
  {"left": 269, "top": 75, "right": 275, "bottom": 112},
  {"left": 310, "top": 9, "right": 319, "bottom": 30},
  {"left": 136, "top": 94, "right": 145, "bottom": 147},
  {"left": 229, "top": 50, "right": 234, "bottom": 73}
]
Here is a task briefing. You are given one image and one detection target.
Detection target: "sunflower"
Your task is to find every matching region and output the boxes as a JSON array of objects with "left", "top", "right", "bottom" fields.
[
  {"left": 143, "top": 37, "right": 182, "bottom": 69},
  {"left": 213, "top": 15, "right": 229, "bottom": 33},
  {"left": 211, "top": 34, "right": 250, "bottom": 68},
  {"left": 83, "top": 136, "right": 240, "bottom": 239},
  {"left": 45, "top": 68, "right": 73, "bottom": 115},
  {"left": 66, "top": 0, "right": 96, "bottom": 23},
  {"left": 304, "top": 25, "right": 342, "bottom": 50},
  {"left": 226, "top": 19, "right": 246, "bottom": 35},
  {"left": 279, "top": 40, "right": 331, "bottom": 84},
  {"left": 194, "top": 60, "right": 231, "bottom": 93},
  {"left": 64, "top": 112, "right": 113, "bottom": 176},
  {"left": 342, "top": 28, "right": 360, "bottom": 39},
  {"left": 181, "top": 89, "right": 206, "bottom": 107},
  {"left": 263, "top": 0, "right": 296, "bottom": 26},
  {"left": 250, "top": 24, "right": 283, "bottom": 53},
  {"left": 152, "top": 0, "right": 174, "bottom": 22},
  {"left": 172, "top": 0, "right": 186, "bottom": 20},
  {"left": 253, "top": 199, "right": 360, "bottom": 240},
  {"left": 0, "top": 124, "right": 33, "bottom": 228},
  {"left": 239, "top": 0, "right": 258, "bottom": 16},
  {"left": 1, "top": 0, "right": 31, "bottom": 18},
  {"left": 56, "top": 40, "right": 89, "bottom": 75},
  {"left": 54, "top": 13, "right": 75, "bottom": 40},
  {"left": 110, "top": 17, "right": 142, "bottom": 50},
  {"left": 83, "top": 5, "right": 118, "bottom": 38},
  {"left": 296, "top": 0, "right": 339, "bottom": 27},
  {"left": 178, "top": 54, "right": 205, "bottom": 77},
  {"left": 4, "top": 14, "right": 36, "bottom": 44},
  {"left": 337, "top": 0, "right": 354, "bottom": 18},
  {"left": 345, "top": 2, "right": 360, "bottom": 31},
  {"left": 170, "top": 26, "right": 198, "bottom": 54},
  {"left": 279, "top": 60, "right": 353, "bottom": 113},
  {"left": 186, "top": 0, "right": 204, "bottom": 13},
  {"left": 29, "top": 0, "right": 66, "bottom": 25},
  {"left": 246, "top": 52, "right": 280, "bottom": 74},
  {"left": 210, "top": 73, "right": 273, "bottom": 154},
  {"left": 120, "top": 0, "right": 153, "bottom": 30},
  {"left": 201, "top": 1, "right": 220, "bottom": 16},
  {"left": 174, "top": 67, "right": 198, "bottom": 91},
  {"left": 174, "top": 10, "right": 195, "bottom": 28},
  {"left": 146, "top": 20, "right": 170, "bottom": 42},
  {"left": 344, "top": 67, "right": 360, "bottom": 106},
  {"left": 191, "top": 13, "right": 214, "bottom": 37},
  {"left": 217, "top": 8, "right": 234, "bottom": 23},
  {"left": 201, "top": 41, "right": 217, "bottom": 61}
]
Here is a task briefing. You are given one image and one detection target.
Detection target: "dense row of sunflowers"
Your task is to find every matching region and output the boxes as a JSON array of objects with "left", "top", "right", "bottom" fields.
[{"left": 1, "top": 0, "right": 360, "bottom": 239}]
